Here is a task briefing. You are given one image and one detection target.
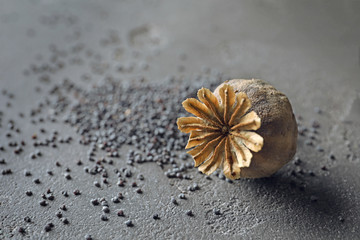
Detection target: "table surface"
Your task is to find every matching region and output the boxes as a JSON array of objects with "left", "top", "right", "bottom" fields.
[{"left": 0, "top": 0, "right": 359, "bottom": 239}]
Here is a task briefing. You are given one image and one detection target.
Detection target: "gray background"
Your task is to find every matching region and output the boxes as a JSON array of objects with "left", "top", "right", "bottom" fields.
[{"left": 0, "top": 0, "right": 359, "bottom": 239}]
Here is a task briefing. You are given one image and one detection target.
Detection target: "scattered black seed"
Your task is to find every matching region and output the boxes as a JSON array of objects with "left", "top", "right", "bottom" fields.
[
  {"left": 118, "top": 192, "right": 124, "bottom": 199},
  {"left": 91, "top": 199, "right": 99, "bottom": 206},
  {"left": 33, "top": 178, "right": 41, "bottom": 184},
  {"left": 125, "top": 220, "right": 133, "bottom": 227},
  {"left": 24, "top": 170, "right": 32, "bottom": 176},
  {"left": 321, "top": 166, "right": 328, "bottom": 171},
  {"left": 94, "top": 181, "right": 101, "bottom": 187},
  {"left": 226, "top": 178, "right": 233, "bottom": 183},
  {"left": 305, "top": 140, "right": 313, "bottom": 146},
  {"left": 44, "top": 223, "right": 53, "bottom": 232},
  {"left": 85, "top": 234, "right": 93, "bottom": 240},
  {"left": 64, "top": 173, "right": 72, "bottom": 180},
  {"left": 60, "top": 205, "right": 67, "bottom": 211},
  {"left": 25, "top": 191, "right": 33, "bottom": 196},
  {"left": 338, "top": 216, "right": 345, "bottom": 223},
  {"left": 39, "top": 200, "right": 48, "bottom": 206},
  {"left": 18, "top": 227, "right": 26, "bottom": 234},
  {"left": 117, "top": 210, "right": 125, "bottom": 217},
  {"left": 153, "top": 214, "right": 160, "bottom": 220},
  {"left": 62, "top": 218, "right": 69, "bottom": 224},
  {"left": 56, "top": 211, "right": 63, "bottom": 218},
  {"left": 185, "top": 210, "right": 193, "bottom": 216},
  {"left": 294, "top": 157, "right": 302, "bottom": 165},
  {"left": 131, "top": 182, "right": 137, "bottom": 187},
  {"left": 171, "top": 197, "right": 178, "bottom": 205},
  {"left": 24, "top": 216, "right": 31, "bottom": 223},
  {"left": 316, "top": 146, "right": 324, "bottom": 152},
  {"left": 73, "top": 189, "right": 81, "bottom": 195},
  {"left": 14, "top": 147, "right": 22, "bottom": 154},
  {"left": 312, "top": 120, "right": 320, "bottom": 128},
  {"left": 102, "top": 206, "right": 110, "bottom": 213},
  {"left": 2, "top": 169, "right": 12, "bottom": 175},
  {"left": 47, "top": 194, "right": 55, "bottom": 201},
  {"left": 8, "top": 141, "right": 17, "bottom": 147},
  {"left": 56, "top": 161, "right": 61, "bottom": 167},
  {"left": 179, "top": 193, "right": 186, "bottom": 199},
  {"left": 296, "top": 167, "right": 304, "bottom": 175},
  {"left": 125, "top": 169, "right": 132, "bottom": 178},
  {"left": 117, "top": 180, "right": 125, "bottom": 187},
  {"left": 77, "top": 160, "right": 83, "bottom": 165},
  {"left": 136, "top": 188, "right": 143, "bottom": 194},
  {"left": 62, "top": 191, "right": 69, "bottom": 197},
  {"left": 35, "top": 150, "right": 42, "bottom": 157},
  {"left": 112, "top": 197, "right": 120, "bottom": 203},
  {"left": 310, "top": 195, "right": 318, "bottom": 202},
  {"left": 213, "top": 208, "right": 221, "bottom": 215},
  {"left": 101, "top": 215, "right": 108, "bottom": 221}
]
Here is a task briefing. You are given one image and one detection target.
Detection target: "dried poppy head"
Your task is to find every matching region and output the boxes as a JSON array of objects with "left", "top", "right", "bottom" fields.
[{"left": 177, "top": 79, "right": 297, "bottom": 179}]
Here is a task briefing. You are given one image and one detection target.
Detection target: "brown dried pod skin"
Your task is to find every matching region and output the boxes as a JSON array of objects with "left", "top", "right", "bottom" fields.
[{"left": 213, "top": 79, "right": 297, "bottom": 178}]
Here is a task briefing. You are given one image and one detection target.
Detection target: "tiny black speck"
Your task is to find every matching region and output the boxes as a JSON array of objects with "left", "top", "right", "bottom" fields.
[{"left": 125, "top": 220, "right": 133, "bottom": 227}]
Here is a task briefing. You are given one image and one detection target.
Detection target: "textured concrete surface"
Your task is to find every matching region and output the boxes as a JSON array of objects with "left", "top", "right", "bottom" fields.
[{"left": 0, "top": 0, "right": 360, "bottom": 239}]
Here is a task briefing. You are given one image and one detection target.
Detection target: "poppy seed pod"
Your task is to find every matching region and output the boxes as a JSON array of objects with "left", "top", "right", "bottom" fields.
[{"left": 177, "top": 79, "right": 297, "bottom": 179}]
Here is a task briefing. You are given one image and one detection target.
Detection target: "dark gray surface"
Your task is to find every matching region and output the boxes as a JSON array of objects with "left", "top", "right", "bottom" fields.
[{"left": 0, "top": 0, "right": 360, "bottom": 239}]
